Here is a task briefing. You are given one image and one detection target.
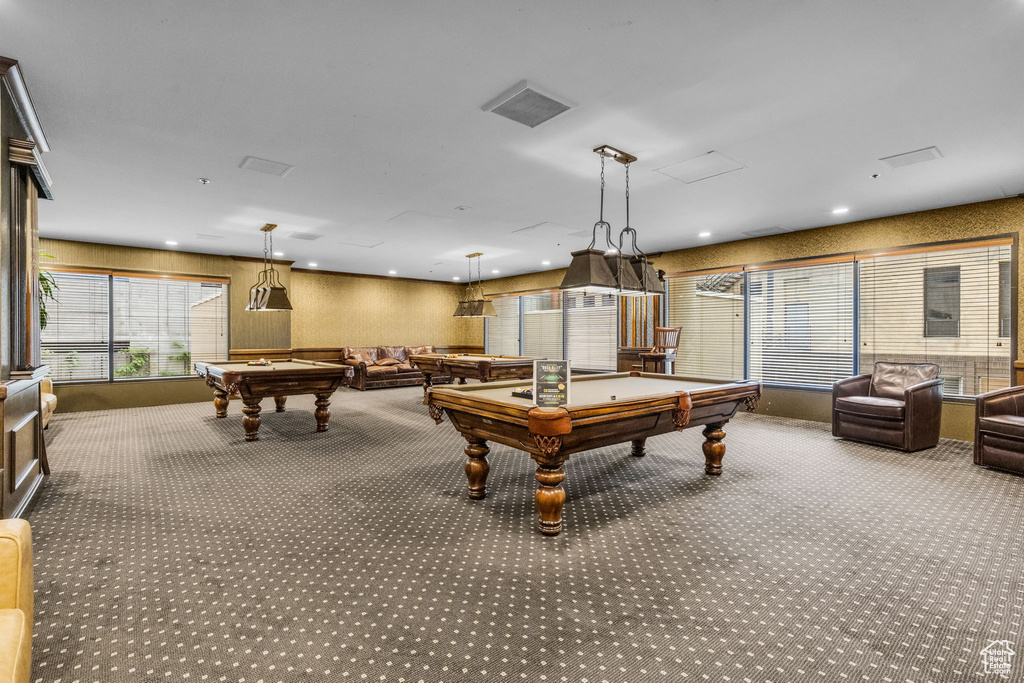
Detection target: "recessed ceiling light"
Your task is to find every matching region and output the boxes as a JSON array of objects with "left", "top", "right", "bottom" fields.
[
  {"left": 388, "top": 270, "right": 397, "bottom": 275},
  {"left": 165, "top": 240, "right": 178, "bottom": 246},
  {"left": 491, "top": 269, "right": 500, "bottom": 274},
  {"left": 832, "top": 207, "right": 849, "bottom": 215},
  {"left": 308, "top": 262, "right": 318, "bottom": 267},
  {"left": 453, "top": 276, "right": 460, "bottom": 281},
  {"left": 698, "top": 231, "right": 711, "bottom": 238},
  {"left": 542, "top": 261, "right": 551, "bottom": 266},
  {"left": 197, "top": 178, "right": 210, "bottom": 185},
  {"left": 273, "top": 251, "right": 283, "bottom": 256}
]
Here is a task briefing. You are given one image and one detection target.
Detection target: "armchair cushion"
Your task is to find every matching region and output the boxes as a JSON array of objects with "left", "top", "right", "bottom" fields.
[
  {"left": 378, "top": 346, "right": 409, "bottom": 363},
  {"left": 978, "top": 414, "right": 1024, "bottom": 440},
  {"left": 0, "top": 520, "right": 32, "bottom": 683},
  {"left": 869, "top": 362, "right": 940, "bottom": 399},
  {"left": 834, "top": 395, "right": 905, "bottom": 420}
]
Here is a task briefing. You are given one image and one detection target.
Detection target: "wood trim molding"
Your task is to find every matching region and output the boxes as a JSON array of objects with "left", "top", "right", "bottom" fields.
[
  {"left": 290, "top": 267, "right": 465, "bottom": 286},
  {"left": 0, "top": 58, "right": 50, "bottom": 153},
  {"left": 47, "top": 264, "right": 230, "bottom": 284},
  {"left": 6, "top": 138, "right": 53, "bottom": 200},
  {"left": 230, "top": 255, "right": 295, "bottom": 266}
]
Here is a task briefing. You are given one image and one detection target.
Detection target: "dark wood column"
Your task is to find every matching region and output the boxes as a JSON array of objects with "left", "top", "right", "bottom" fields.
[{"left": 1, "top": 56, "right": 54, "bottom": 518}]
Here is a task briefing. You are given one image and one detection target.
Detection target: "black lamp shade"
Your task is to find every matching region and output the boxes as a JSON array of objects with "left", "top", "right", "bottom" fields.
[
  {"left": 629, "top": 256, "right": 665, "bottom": 296},
  {"left": 246, "top": 286, "right": 293, "bottom": 311},
  {"left": 559, "top": 248, "right": 621, "bottom": 294}
]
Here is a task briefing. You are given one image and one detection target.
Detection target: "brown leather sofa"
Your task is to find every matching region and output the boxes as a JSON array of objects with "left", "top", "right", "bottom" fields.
[
  {"left": 974, "top": 385, "right": 1024, "bottom": 475},
  {"left": 832, "top": 362, "right": 943, "bottom": 451},
  {"left": 344, "top": 345, "right": 452, "bottom": 391},
  {"left": 0, "top": 519, "right": 32, "bottom": 683}
]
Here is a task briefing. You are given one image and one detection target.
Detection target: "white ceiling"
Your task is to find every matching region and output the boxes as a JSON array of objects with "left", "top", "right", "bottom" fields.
[{"left": 3, "top": 1, "right": 1024, "bottom": 281}]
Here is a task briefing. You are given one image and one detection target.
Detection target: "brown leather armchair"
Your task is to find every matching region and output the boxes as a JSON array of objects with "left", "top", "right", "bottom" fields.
[
  {"left": 832, "top": 362, "right": 943, "bottom": 451},
  {"left": 974, "top": 385, "right": 1024, "bottom": 475}
]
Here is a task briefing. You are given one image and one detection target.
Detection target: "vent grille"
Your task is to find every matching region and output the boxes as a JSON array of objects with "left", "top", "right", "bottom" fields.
[
  {"left": 287, "top": 231, "right": 323, "bottom": 241},
  {"left": 194, "top": 233, "right": 224, "bottom": 241},
  {"left": 879, "top": 146, "right": 943, "bottom": 169},
  {"left": 482, "top": 80, "right": 572, "bottom": 128},
  {"left": 240, "top": 156, "right": 294, "bottom": 177}
]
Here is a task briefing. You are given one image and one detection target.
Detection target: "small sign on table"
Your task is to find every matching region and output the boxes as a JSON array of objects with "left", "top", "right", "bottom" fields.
[{"left": 533, "top": 359, "right": 570, "bottom": 408}]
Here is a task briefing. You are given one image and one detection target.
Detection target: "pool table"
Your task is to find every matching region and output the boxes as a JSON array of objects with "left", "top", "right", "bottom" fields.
[
  {"left": 426, "top": 371, "right": 761, "bottom": 535},
  {"left": 410, "top": 353, "right": 543, "bottom": 393},
  {"left": 195, "top": 359, "right": 354, "bottom": 441}
]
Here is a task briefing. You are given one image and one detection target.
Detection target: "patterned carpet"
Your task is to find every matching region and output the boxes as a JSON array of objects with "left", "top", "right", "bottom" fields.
[{"left": 28, "top": 386, "right": 1024, "bottom": 683}]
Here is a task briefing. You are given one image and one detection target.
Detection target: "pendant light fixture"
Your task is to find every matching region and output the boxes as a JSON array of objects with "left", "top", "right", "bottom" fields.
[
  {"left": 617, "top": 159, "right": 665, "bottom": 296},
  {"left": 560, "top": 145, "right": 662, "bottom": 296},
  {"left": 453, "top": 253, "right": 497, "bottom": 318},
  {"left": 245, "top": 223, "right": 293, "bottom": 311}
]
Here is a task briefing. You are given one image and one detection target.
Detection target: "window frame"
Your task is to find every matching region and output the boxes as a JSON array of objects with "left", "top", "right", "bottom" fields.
[
  {"left": 41, "top": 266, "right": 231, "bottom": 385},
  {"left": 660, "top": 234, "right": 1016, "bottom": 399}
]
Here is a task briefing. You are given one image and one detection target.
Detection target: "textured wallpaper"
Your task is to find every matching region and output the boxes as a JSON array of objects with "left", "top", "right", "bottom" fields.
[
  {"left": 485, "top": 197, "right": 1024, "bottom": 348},
  {"left": 289, "top": 271, "right": 483, "bottom": 348}
]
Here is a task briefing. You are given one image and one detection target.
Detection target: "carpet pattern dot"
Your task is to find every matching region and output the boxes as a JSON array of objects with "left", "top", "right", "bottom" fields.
[{"left": 29, "top": 386, "right": 1024, "bottom": 682}]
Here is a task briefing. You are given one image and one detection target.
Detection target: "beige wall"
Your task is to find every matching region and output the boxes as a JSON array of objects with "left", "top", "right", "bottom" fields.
[
  {"left": 41, "top": 238, "right": 291, "bottom": 350},
  {"left": 42, "top": 239, "right": 483, "bottom": 411},
  {"left": 483, "top": 197, "right": 1024, "bottom": 441},
  {"left": 289, "top": 270, "right": 482, "bottom": 348}
]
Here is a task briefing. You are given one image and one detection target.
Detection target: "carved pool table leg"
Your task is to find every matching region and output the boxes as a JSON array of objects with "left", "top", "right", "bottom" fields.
[
  {"left": 242, "top": 400, "right": 262, "bottom": 441},
  {"left": 213, "top": 388, "right": 229, "bottom": 418},
  {"left": 422, "top": 372, "right": 433, "bottom": 395},
  {"left": 274, "top": 396, "right": 287, "bottom": 412},
  {"left": 535, "top": 462, "right": 567, "bottom": 536},
  {"left": 702, "top": 421, "right": 727, "bottom": 475},
  {"left": 464, "top": 437, "right": 490, "bottom": 499},
  {"left": 314, "top": 392, "right": 332, "bottom": 432},
  {"left": 631, "top": 438, "right": 647, "bottom": 457}
]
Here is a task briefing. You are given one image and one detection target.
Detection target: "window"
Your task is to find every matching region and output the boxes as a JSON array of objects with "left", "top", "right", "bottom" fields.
[
  {"left": 41, "top": 270, "right": 229, "bottom": 382},
  {"left": 485, "top": 296, "right": 520, "bottom": 356},
  {"left": 923, "top": 266, "right": 961, "bottom": 337},
  {"left": 747, "top": 262, "right": 855, "bottom": 387},
  {"left": 999, "top": 261, "right": 1011, "bottom": 338},
  {"left": 565, "top": 292, "right": 618, "bottom": 371},
  {"left": 860, "top": 242, "right": 1010, "bottom": 396},
  {"left": 666, "top": 271, "right": 744, "bottom": 379},
  {"left": 484, "top": 291, "right": 619, "bottom": 370},
  {"left": 39, "top": 271, "right": 110, "bottom": 381},
  {"left": 522, "top": 293, "right": 563, "bottom": 360}
]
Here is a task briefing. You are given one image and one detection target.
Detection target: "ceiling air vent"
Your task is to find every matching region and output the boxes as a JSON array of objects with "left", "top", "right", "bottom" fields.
[
  {"left": 879, "top": 146, "right": 942, "bottom": 169},
  {"left": 240, "top": 156, "right": 294, "bottom": 177},
  {"left": 195, "top": 233, "right": 224, "bottom": 241},
  {"left": 287, "top": 231, "right": 323, "bottom": 241},
  {"left": 482, "top": 80, "right": 572, "bottom": 128}
]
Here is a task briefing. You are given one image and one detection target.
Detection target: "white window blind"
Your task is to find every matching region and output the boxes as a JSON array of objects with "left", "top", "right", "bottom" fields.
[
  {"left": 112, "top": 276, "right": 228, "bottom": 379},
  {"left": 859, "top": 243, "right": 1011, "bottom": 396},
  {"left": 565, "top": 292, "right": 618, "bottom": 371},
  {"left": 522, "top": 293, "right": 563, "bottom": 360},
  {"left": 748, "top": 261, "right": 854, "bottom": 387},
  {"left": 666, "top": 271, "right": 744, "bottom": 379},
  {"left": 40, "top": 271, "right": 110, "bottom": 381},
  {"left": 485, "top": 296, "right": 520, "bottom": 356}
]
